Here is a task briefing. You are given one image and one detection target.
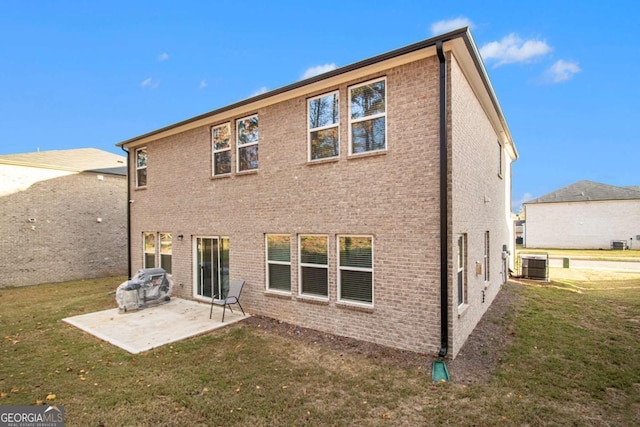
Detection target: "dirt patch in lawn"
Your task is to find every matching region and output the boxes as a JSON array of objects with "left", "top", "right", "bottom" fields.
[{"left": 242, "top": 282, "right": 522, "bottom": 384}]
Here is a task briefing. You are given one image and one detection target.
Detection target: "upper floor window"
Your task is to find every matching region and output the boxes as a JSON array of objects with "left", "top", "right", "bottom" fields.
[
  {"left": 135, "top": 147, "right": 147, "bottom": 187},
  {"left": 212, "top": 123, "right": 231, "bottom": 176},
  {"left": 237, "top": 115, "right": 259, "bottom": 172},
  {"left": 349, "top": 78, "right": 386, "bottom": 155},
  {"left": 308, "top": 92, "right": 339, "bottom": 161}
]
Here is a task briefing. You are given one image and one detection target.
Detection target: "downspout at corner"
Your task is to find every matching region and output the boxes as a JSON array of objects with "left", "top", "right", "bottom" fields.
[
  {"left": 436, "top": 41, "right": 449, "bottom": 358},
  {"left": 120, "top": 146, "right": 132, "bottom": 279}
]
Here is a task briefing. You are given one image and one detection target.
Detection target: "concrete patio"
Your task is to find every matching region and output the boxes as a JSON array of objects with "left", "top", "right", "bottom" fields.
[{"left": 63, "top": 298, "right": 247, "bottom": 354}]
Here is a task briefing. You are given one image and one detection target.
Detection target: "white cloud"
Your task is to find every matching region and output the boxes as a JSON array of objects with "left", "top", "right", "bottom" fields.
[
  {"left": 545, "top": 59, "right": 581, "bottom": 83},
  {"left": 480, "top": 33, "right": 552, "bottom": 67},
  {"left": 513, "top": 192, "right": 534, "bottom": 213},
  {"left": 251, "top": 86, "right": 268, "bottom": 97},
  {"left": 140, "top": 77, "right": 160, "bottom": 89},
  {"left": 430, "top": 17, "right": 474, "bottom": 35},
  {"left": 301, "top": 63, "right": 337, "bottom": 80},
  {"left": 198, "top": 80, "right": 208, "bottom": 90},
  {"left": 158, "top": 52, "right": 169, "bottom": 61}
]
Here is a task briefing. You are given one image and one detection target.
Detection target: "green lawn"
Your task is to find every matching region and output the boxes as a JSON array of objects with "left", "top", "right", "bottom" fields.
[{"left": 1, "top": 275, "right": 639, "bottom": 426}]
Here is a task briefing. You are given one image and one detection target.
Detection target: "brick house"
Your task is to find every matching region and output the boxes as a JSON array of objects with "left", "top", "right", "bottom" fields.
[
  {"left": 524, "top": 180, "right": 640, "bottom": 249},
  {"left": 0, "top": 148, "right": 128, "bottom": 287},
  {"left": 117, "top": 28, "right": 518, "bottom": 358}
]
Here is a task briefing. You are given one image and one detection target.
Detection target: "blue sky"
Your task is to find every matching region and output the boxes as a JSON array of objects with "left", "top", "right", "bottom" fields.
[{"left": 1, "top": 1, "right": 638, "bottom": 210}]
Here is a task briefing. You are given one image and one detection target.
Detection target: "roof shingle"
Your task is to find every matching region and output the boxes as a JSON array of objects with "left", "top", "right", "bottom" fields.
[{"left": 525, "top": 180, "right": 640, "bottom": 204}]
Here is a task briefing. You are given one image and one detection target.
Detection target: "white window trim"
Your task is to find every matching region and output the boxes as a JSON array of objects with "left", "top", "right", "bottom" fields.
[
  {"left": 212, "top": 123, "right": 232, "bottom": 176},
  {"left": 298, "top": 234, "right": 329, "bottom": 300},
  {"left": 236, "top": 114, "right": 259, "bottom": 173},
  {"left": 307, "top": 91, "right": 340, "bottom": 162},
  {"left": 265, "top": 234, "right": 291, "bottom": 294},
  {"left": 160, "top": 232, "right": 172, "bottom": 273},
  {"left": 135, "top": 147, "right": 147, "bottom": 188},
  {"left": 143, "top": 232, "right": 156, "bottom": 269},
  {"left": 457, "top": 234, "right": 466, "bottom": 308},
  {"left": 348, "top": 77, "right": 387, "bottom": 156},
  {"left": 337, "top": 235, "right": 374, "bottom": 307},
  {"left": 484, "top": 231, "right": 490, "bottom": 282},
  {"left": 497, "top": 140, "right": 503, "bottom": 179}
]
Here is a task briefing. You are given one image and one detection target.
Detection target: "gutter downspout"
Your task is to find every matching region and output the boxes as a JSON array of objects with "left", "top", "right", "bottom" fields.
[
  {"left": 120, "top": 146, "right": 132, "bottom": 278},
  {"left": 436, "top": 41, "right": 449, "bottom": 358}
]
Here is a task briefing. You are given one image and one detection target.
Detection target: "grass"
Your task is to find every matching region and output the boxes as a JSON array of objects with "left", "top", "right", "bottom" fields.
[{"left": 1, "top": 273, "right": 639, "bottom": 426}]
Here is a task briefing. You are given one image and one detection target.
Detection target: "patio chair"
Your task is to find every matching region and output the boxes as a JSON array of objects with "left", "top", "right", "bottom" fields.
[{"left": 210, "top": 279, "right": 246, "bottom": 322}]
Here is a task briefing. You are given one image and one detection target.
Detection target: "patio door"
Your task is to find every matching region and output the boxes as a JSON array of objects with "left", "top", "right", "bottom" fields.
[{"left": 195, "top": 237, "right": 229, "bottom": 301}]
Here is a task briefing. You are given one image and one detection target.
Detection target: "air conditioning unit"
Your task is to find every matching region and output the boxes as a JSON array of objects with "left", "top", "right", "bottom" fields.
[
  {"left": 611, "top": 240, "right": 628, "bottom": 250},
  {"left": 520, "top": 255, "right": 548, "bottom": 281}
]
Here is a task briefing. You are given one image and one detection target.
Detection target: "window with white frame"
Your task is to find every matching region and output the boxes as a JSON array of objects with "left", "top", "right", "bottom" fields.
[
  {"left": 143, "top": 232, "right": 156, "bottom": 268},
  {"left": 457, "top": 234, "right": 466, "bottom": 307},
  {"left": 160, "top": 233, "right": 172, "bottom": 274},
  {"left": 497, "top": 141, "right": 503, "bottom": 178},
  {"left": 237, "top": 115, "right": 259, "bottom": 171},
  {"left": 135, "top": 147, "right": 147, "bottom": 187},
  {"left": 484, "top": 231, "right": 490, "bottom": 282},
  {"left": 349, "top": 78, "right": 386, "bottom": 155},
  {"left": 212, "top": 123, "right": 231, "bottom": 176},
  {"left": 308, "top": 92, "right": 339, "bottom": 160},
  {"left": 338, "top": 235, "right": 373, "bottom": 305},
  {"left": 266, "top": 235, "right": 291, "bottom": 292},
  {"left": 299, "top": 235, "right": 329, "bottom": 298}
]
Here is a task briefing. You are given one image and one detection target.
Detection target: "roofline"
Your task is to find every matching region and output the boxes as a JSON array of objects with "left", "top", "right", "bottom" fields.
[
  {"left": 116, "top": 27, "right": 515, "bottom": 157},
  {"left": 524, "top": 197, "right": 640, "bottom": 205},
  {"left": 459, "top": 32, "right": 518, "bottom": 159},
  {"left": 0, "top": 158, "right": 126, "bottom": 175}
]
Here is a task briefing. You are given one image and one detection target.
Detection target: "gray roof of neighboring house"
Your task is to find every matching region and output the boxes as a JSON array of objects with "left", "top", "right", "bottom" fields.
[
  {"left": 525, "top": 180, "right": 640, "bottom": 204},
  {"left": 0, "top": 148, "right": 127, "bottom": 175}
]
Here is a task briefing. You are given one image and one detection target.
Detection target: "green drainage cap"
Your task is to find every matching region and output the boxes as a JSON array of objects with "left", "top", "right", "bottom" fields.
[{"left": 432, "top": 360, "right": 450, "bottom": 382}]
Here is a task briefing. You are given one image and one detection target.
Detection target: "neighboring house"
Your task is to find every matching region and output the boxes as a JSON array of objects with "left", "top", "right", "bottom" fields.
[
  {"left": 524, "top": 180, "right": 640, "bottom": 249},
  {"left": 514, "top": 219, "right": 525, "bottom": 245},
  {"left": 117, "top": 28, "right": 518, "bottom": 358},
  {"left": 0, "top": 148, "right": 128, "bottom": 287}
]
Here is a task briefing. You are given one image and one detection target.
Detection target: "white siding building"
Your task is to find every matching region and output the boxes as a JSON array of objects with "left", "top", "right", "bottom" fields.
[{"left": 524, "top": 181, "right": 640, "bottom": 249}]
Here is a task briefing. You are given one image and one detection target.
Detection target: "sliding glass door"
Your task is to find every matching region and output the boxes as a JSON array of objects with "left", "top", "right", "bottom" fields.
[{"left": 195, "top": 237, "right": 229, "bottom": 301}]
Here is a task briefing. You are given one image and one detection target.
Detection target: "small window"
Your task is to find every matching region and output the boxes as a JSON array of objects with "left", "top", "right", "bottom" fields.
[
  {"left": 135, "top": 147, "right": 147, "bottom": 187},
  {"left": 160, "top": 233, "right": 172, "bottom": 274},
  {"left": 457, "top": 234, "right": 466, "bottom": 307},
  {"left": 237, "top": 115, "right": 259, "bottom": 172},
  {"left": 308, "top": 92, "right": 339, "bottom": 161},
  {"left": 212, "top": 123, "right": 232, "bottom": 176},
  {"left": 338, "top": 235, "right": 373, "bottom": 305},
  {"left": 484, "top": 231, "right": 490, "bottom": 282},
  {"left": 266, "top": 235, "right": 291, "bottom": 292},
  {"left": 349, "top": 78, "right": 386, "bottom": 155},
  {"left": 143, "top": 232, "right": 156, "bottom": 268},
  {"left": 497, "top": 141, "right": 503, "bottom": 178},
  {"left": 299, "top": 235, "right": 329, "bottom": 298}
]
